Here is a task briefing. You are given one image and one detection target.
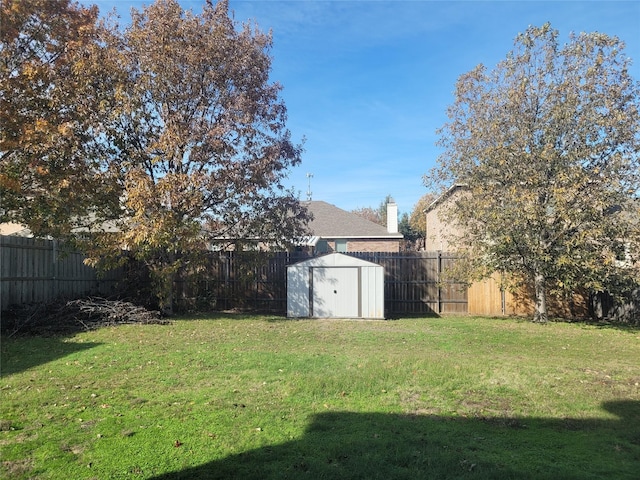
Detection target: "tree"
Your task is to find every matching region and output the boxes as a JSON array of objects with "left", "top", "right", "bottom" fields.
[
  {"left": 352, "top": 194, "right": 395, "bottom": 226},
  {"left": 351, "top": 206, "right": 382, "bottom": 225},
  {"left": 398, "top": 212, "right": 420, "bottom": 249},
  {"left": 0, "top": 0, "right": 118, "bottom": 238},
  {"left": 407, "top": 193, "right": 434, "bottom": 248},
  {"left": 80, "top": 0, "right": 310, "bottom": 313},
  {"left": 427, "top": 24, "right": 640, "bottom": 323},
  {"left": 376, "top": 194, "right": 394, "bottom": 227}
]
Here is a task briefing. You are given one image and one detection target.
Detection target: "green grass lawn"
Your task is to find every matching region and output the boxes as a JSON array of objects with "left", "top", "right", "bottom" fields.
[{"left": 1, "top": 314, "right": 639, "bottom": 479}]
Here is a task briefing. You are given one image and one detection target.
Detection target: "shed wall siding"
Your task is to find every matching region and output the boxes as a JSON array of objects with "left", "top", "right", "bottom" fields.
[
  {"left": 286, "top": 266, "right": 310, "bottom": 317},
  {"left": 360, "top": 265, "right": 384, "bottom": 318}
]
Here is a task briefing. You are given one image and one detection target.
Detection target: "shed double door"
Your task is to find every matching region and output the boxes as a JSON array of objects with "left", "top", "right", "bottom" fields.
[{"left": 312, "top": 267, "right": 359, "bottom": 318}]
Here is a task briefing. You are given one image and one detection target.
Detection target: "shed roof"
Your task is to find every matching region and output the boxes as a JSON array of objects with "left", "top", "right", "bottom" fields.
[
  {"left": 304, "top": 201, "right": 403, "bottom": 238},
  {"left": 288, "top": 252, "right": 382, "bottom": 268}
]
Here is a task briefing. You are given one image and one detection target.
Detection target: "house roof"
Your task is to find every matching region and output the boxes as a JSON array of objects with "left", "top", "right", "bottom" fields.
[
  {"left": 0, "top": 222, "right": 32, "bottom": 237},
  {"left": 424, "top": 184, "right": 469, "bottom": 213},
  {"left": 304, "top": 201, "right": 403, "bottom": 239}
]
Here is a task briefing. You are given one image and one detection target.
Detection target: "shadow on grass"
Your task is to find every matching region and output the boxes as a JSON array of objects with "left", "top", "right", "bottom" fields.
[
  {"left": 0, "top": 336, "right": 101, "bottom": 376},
  {"left": 385, "top": 311, "right": 441, "bottom": 320},
  {"left": 150, "top": 400, "right": 640, "bottom": 480}
]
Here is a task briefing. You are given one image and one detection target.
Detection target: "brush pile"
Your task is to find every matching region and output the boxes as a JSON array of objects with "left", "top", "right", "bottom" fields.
[{"left": 3, "top": 297, "right": 168, "bottom": 336}]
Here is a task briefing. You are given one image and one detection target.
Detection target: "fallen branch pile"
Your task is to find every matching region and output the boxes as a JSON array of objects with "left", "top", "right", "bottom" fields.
[{"left": 3, "top": 297, "right": 168, "bottom": 337}]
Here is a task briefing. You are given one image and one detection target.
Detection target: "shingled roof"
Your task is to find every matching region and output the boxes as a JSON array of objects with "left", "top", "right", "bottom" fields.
[{"left": 304, "top": 201, "right": 403, "bottom": 238}]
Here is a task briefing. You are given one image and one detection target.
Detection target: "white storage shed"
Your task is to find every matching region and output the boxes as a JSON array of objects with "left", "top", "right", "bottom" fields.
[{"left": 287, "top": 253, "right": 384, "bottom": 319}]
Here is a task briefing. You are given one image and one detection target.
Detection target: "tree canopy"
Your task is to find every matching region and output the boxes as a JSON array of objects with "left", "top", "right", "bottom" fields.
[
  {"left": 351, "top": 194, "right": 396, "bottom": 227},
  {"left": 409, "top": 193, "right": 433, "bottom": 237},
  {"left": 1, "top": 0, "right": 310, "bottom": 312},
  {"left": 0, "top": 0, "right": 118, "bottom": 237},
  {"left": 427, "top": 24, "right": 640, "bottom": 322}
]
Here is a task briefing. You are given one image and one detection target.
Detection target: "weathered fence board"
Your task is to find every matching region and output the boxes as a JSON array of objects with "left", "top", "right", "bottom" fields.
[{"left": 1, "top": 235, "right": 123, "bottom": 310}]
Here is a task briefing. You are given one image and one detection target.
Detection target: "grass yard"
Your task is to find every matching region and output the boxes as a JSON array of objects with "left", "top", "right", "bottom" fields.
[{"left": 1, "top": 314, "right": 639, "bottom": 479}]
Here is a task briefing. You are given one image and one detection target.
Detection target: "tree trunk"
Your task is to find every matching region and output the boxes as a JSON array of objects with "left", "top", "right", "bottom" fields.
[
  {"left": 163, "top": 277, "right": 174, "bottom": 317},
  {"left": 533, "top": 272, "right": 548, "bottom": 323},
  {"left": 151, "top": 262, "right": 175, "bottom": 317},
  {"left": 163, "top": 261, "right": 176, "bottom": 317}
]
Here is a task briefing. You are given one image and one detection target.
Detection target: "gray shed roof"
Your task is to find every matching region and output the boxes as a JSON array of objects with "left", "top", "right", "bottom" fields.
[
  {"left": 288, "top": 252, "right": 382, "bottom": 268},
  {"left": 304, "top": 201, "right": 403, "bottom": 238}
]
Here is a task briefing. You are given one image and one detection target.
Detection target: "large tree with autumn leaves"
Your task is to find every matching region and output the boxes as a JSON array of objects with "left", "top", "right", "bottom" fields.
[
  {"left": 0, "top": 0, "right": 119, "bottom": 237},
  {"left": 1, "top": 0, "right": 310, "bottom": 313},
  {"left": 428, "top": 24, "right": 640, "bottom": 322}
]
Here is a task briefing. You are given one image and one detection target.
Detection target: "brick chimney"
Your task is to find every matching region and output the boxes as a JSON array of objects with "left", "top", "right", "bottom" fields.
[{"left": 387, "top": 198, "right": 398, "bottom": 234}]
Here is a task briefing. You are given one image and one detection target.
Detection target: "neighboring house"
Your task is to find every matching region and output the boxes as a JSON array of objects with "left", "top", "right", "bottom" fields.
[
  {"left": 425, "top": 185, "right": 640, "bottom": 321},
  {"left": 424, "top": 184, "right": 468, "bottom": 251},
  {"left": 2, "top": 199, "right": 405, "bottom": 254},
  {"left": 424, "top": 184, "right": 589, "bottom": 317},
  {"left": 0, "top": 211, "right": 120, "bottom": 239},
  {"left": 301, "top": 200, "right": 403, "bottom": 253},
  {"left": 0, "top": 222, "right": 32, "bottom": 237}
]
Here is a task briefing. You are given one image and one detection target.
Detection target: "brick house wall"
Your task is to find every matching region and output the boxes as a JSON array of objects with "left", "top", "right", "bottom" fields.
[
  {"left": 319, "top": 239, "right": 400, "bottom": 253},
  {"left": 346, "top": 240, "right": 400, "bottom": 252},
  {"left": 425, "top": 185, "right": 467, "bottom": 251}
]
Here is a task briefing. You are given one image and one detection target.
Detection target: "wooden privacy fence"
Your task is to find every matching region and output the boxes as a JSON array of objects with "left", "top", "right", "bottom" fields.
[
  {"left": 0, "top": 235, "right": 124, "bottom": 311},
  {"left": 187, "top": 251, "right": 467, "bottom": 316},
  {"left": 1, "top": 238, "right": 468, "bottom": 316},
  {"left": 349, "top": 251, "right": 467, "bottom": 315},
  {"left": 3, "top": 236, "right": 636, "bottom": 320}
]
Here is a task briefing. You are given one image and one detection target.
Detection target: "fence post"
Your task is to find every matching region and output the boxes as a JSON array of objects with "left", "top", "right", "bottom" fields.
[
  {"left": 52, "top": 239, "right": 58, "bottom": 300},
  {"left": 437, "top": 251, "right": 442, "bottom": 314},
  {"left": 224, "top": 252, "right": 231, "bottom": 310},
  {"left": 0, "top": 235, "right": 4, "bottom": 311}
]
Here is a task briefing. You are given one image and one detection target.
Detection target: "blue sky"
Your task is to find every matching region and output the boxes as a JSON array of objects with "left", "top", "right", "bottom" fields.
[{"left": 94, "top": 0, "right": 640, "bottom": 214}]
